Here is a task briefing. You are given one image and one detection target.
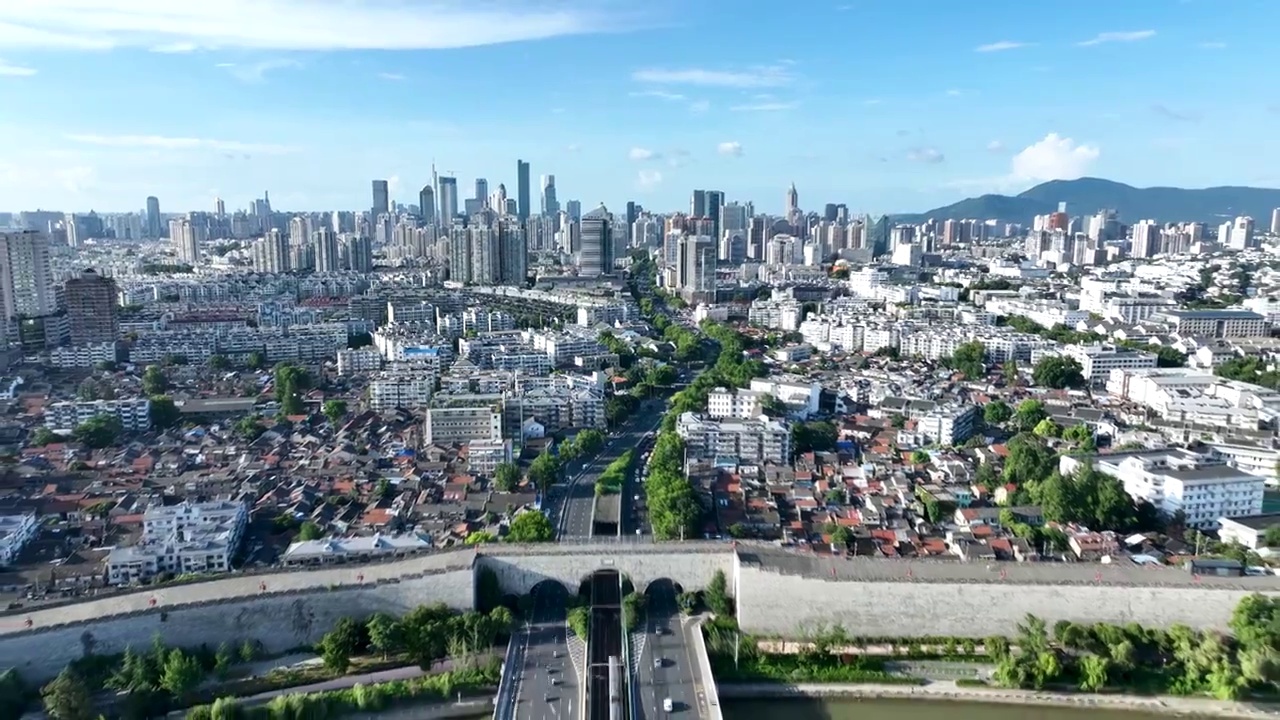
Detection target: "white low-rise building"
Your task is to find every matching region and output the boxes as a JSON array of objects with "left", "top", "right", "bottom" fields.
[
  {"left": 0, "top": 513, "right": 39, "bottom": 566},
  {"left": 282, "top": 533, "right": 434, "bottom": 566},
  {"left": 749, "top": 376, "right": 822, "bottom": 418},
  {"left": 1065, "top": 344, "right": 1157, "bottom": 388},
  {"left": 106, "top": 499, "right": 248, "bottom": 584},
  {"left": 1106, "top": 367, "right": 1280, "bottom": 430},
  {"left": 1218, "top": 513, "right": 1280, "bottom": 550},
  {"left": 1061, "top": 449, "right": 1264, "bottom": 529},
  {"left": 676, "top": 412, "right": 791, "bottom": 465},
  {"left": 707, "top": 387, "right": 766, "bottom": 419},
  {"left": 45, "top": 397, "right": 151, "bottom": 432}
]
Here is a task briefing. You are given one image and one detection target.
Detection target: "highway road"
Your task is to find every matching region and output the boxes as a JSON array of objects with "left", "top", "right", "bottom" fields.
[
  {"left": 635, "top": 583, "right": 707, "bottom": 719},
  {"left": 497, "top": 585, "right": 578, "bottom": 720},
  {"left": 553, "top": 398, "right": 665, "bottom": 541}
]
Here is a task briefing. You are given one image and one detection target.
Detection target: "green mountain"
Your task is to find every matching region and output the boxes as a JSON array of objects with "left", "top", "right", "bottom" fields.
[{"left": 898, "top": 177, "right": 1280, "bottom": 225}]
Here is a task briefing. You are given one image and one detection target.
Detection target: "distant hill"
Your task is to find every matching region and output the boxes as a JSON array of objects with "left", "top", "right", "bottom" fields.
[{"left": 897, "top": 177, "right": 1280, "bottom": 226}]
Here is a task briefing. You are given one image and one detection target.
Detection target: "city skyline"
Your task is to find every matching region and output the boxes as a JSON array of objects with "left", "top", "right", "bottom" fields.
[{"left": 1, "top": 0, "right": 1279, "bottom": 213}]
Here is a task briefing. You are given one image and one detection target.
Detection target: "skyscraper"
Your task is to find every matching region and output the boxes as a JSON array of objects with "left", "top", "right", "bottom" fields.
[
  {"left": 785, "top": 183, "right": 799, "bottom": 220},
  {"left": 0, "top": 231, "right": 55, "bottom": 321},
  {"left": 474, "top": 178, "right": 489, "bottom": 207},
  {"left": 541, "top": 175, "right": 559, "bottom": 217},
  {"left": 1271, "top": 208, "right": 1280, "bottom": 236},
  {"left": 516, "top": 160, "right": 531, "bottom": 222},
  {"left": 371, "top": 179, "right": 390, "bottom": 218},
  {"left": 578, "top": 205, "right": 613, "bottom": 277},
  {"left": 145, "top": 196, "right": 162, "bottom": 239},
  {"left": 215, "top": 197, "right": 225, "bottom": 218},
  {"left": 691, "top": 190, "right": 724, "bottom": 241},
  {"left": 439, "top": 177, "right": 459, "bottom": 223},
  {"left": 252, "top": 230, "right": 290, "bottom": 273},
  {"left": 625, "top": 202, "right": 638, "bottom": 244},
  {"left": 565, "top": 200, "right": 582, "bottom": 222},
  {"left": 346, "top": 236, "right": 373, "bottom": 272},
  {"left": 419, "top": 185, "right": 436, "bottom": 225},
  {"left": 64, "top": 268, "right": 119, "bottom": 345}
]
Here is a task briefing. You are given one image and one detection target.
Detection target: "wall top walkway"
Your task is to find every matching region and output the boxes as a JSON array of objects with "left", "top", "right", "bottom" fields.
[{"left": 738, "top": 548, "right": 1280, "bottom": 590}]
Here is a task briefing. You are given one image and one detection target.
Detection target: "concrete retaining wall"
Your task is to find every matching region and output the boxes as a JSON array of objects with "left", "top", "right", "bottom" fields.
[
  {"left": 735, "top": 563, "right": 1275, "bottom": 638},
  {"left": 0, "top": 569, "right": 474, "bottom": 681}
]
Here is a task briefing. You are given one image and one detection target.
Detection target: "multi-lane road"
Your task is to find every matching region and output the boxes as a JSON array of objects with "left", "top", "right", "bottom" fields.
[
  {"left": 496, "top": 586, "right": 578, "bottom": 720},
  {"left": 552, "top": 398, "right": 665, "bottom": 540},
  {"left": 634, "top": 583, "right": 707, "bottom": 719}
]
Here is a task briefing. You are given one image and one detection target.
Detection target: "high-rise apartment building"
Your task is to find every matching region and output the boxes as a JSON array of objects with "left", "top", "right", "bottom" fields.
[
  {"left": 1272, "top": 208, "right": 1280, "bottom": 236},
  {"left": 578, "top": 205, "right": 613, "bottom": 277},
  {"left": 1230, "top": 216, "right": 1256, "bottom": 250},
  {"left": 371, "top": 180, "right": 390, "bottom": 219},
  {"left": 145, "top": 196, "right": 162, "bottom": 239},
  {"left": 252, "top": 230, "right": 290, "bottom": 273},
  {"left": 313, "top": 228, "right": 340, "bottom": 272},
  {"left": 439, "top": 177, "right": 459, "bottom": 223},
  {"left": 346, "top": 236, "right": 374, "bottom": 272},
  {"left": 516, "top": 160, "right": 531, "bottom": 222},
  {"left": 0, "top": 231, "right": 55, "bottom": 321},
  {"left": 1131, "top": 219, "right": 1159, "bottom": 259},
  {"left": 169, "top": 217, "right": 204, "bottom": 265},
  {"left": 474, "top": 178, "right": 489, "bottom": 208},
  {"left": 64, "top": 268, "right": 119, "bottom": 345}
]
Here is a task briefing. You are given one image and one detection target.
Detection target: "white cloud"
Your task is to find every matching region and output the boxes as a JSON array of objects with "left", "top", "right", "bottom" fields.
[
  {"left": 150, "top": 42, "right": 197, "bottom": 53},
  {"left": 862, "top": 98, "right": 882, "bottom": 106},
  {"left": 975, "top": 40, "right": 1030, "bottom": 52},
  {"left": 0, "top": 1, "right": 624, "bottom": 51},
  {"left": 629, "top": 89, "right": 685, "bottom": 101},
  {"left": 688, "top": 100, "right": 710, "bottom": 114},
  {"left": 631, "top": 65, "right": 793, "bottom": 88},
  {"left": 729, "top": 101, "right": 797, "bottom": 112},
  {"left": 0, "top": 60, "right": 36, "bottom": 76},
  {"left": 906, "top": 147, "right": 945, "bottom": 164},
  {"left": 1077, "top": 30, "right": 1156, "bottom": 47},
  {"left": 1010, "top": 133, "right": 1100, "bottom": 181},
  {"left": 66, "top": 133, "right": 297, "bottom": 155},
  {"left": 717, "top": 141, "right": 743, "bottom": 157},
  {"left": 636, "top": 169, "right": 662, "bottom": 190},
  {"left": 378, "top": 72, "right": 406, "bottom": 81},
  {"left": 629, "top": 147, "right": 659, "bottom": 161},
  {"left": 945, "top": 89, "right": 962, "bottom": 97},
  {"left": 566, "top": 144, "right": 581, "bottom": 153},
  {"left": 986, "top": 140, "right": 1005, "bottom": 152},
  {"left": 1199, "top": 41, "right": 1226, "bottom": 49},
  {"left": 218, "top": 59, "right": 302, "bottom": 83}
]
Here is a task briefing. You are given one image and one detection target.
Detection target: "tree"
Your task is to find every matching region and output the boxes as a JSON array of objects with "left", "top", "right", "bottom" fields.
[
  {"left": 1032, "top": 356, "right": 1085, "bottom": 389},
  {"left": 322, "top": 399, "right": 348, "bottom": 425},
  {"left": 528, "top": 451, "right": 560, "bottom": 493},
  {"left": 507, "top": 510, "right": 554, "bottom": 543},
  {"left": 0, "top": 669, "right": 28, "bottom": 720},
  {"left": 207, "top": 354, "right": 231, "bottom": 371},
  {"left": 1013, "top": 399, "right": 1048, "bottom": 433},
  {"left": 493, "top": 463, "right": 521, "bottom": 492},
  {"left": 318, "top": 617, "right": 365, "bottom": 673},
  {"left": 149, "top": 395, "right": 182, "bottom": 429},
  {"left": 235, "top": 415, "right": 264, "bottom": 441},
  {"left": 42, "top": 668, "right": 94, "bottom": 720},
  {"left": 213, "top": 642, "right": 235, "bottom": 680},
  {"left": 1003, "top": 359, "right": 1020, "bottom": 384},
  {"left": 949, "top": 341, "right": 987, "bottom": 380},
  {"left": 704, "top": 569, "right": 733, "bottom": 616},
  {"left": 568, "top": 607, "right": 590, "bottom": 640},
  {"left": 297, "top": 521, "right": 323, "bottom": 541},
  {"left": 141, "top": 365, "right": 169, "bottom": 396},
  {"left": 983, "top": 400, "right": 1012, "bottom": 426},
  {"left": 247, "top": 351, "right": 267, "bottom": 370},
  {"left": 239, "top": 639, "right": 260, "bottom": 663},
  {"left": 792, "top": 420, "right": 838, "bottom": 457},
  {"left": 1033, "top": 418, "right": 1062, "bottom": 439},
  {"left": 1265, "top": 526, "right": 1280, "bottom": 548},
  {"left": 909, "top": 450, "right": 930, "bottom": 466},
  {"left": 160, "top": 648, "right": 203, "bottom": 699},
  {"left": 273, "top": 363, "right": 311, "bottom": 416},
  {"left": 830, "top": 525, "right": 854, "bottom": 547},
  {"left": 29, "top": 427, "right": 62, "bottom": 447},
  {"left": 367, "top": 613, "right": 402, "bottom": 659},
  {"left": 73, "top": 414, "right": 123, "bottom": 448}
]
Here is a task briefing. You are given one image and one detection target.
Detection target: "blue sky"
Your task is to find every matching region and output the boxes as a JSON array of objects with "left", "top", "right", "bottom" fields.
[{"left": 1, "top": 0, "right": 1277, "bottom": 216}]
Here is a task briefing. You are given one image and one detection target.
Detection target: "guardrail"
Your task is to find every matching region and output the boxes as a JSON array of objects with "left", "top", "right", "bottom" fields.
[
  {"left": 689, "top": 619, "right": 724, "bottom": 720},
  {"left": 491, "top": 632, "right": 520, "bottom": 720}
]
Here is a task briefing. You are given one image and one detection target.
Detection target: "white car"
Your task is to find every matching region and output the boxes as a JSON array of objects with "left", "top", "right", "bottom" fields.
[{"left": 663, "top": 698, "right": 674, "bottom": 712}]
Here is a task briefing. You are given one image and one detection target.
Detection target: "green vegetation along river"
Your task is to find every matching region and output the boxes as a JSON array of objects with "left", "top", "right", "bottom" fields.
[{"left": 722, "top": 698, "right": 1173, "bottom": 720}]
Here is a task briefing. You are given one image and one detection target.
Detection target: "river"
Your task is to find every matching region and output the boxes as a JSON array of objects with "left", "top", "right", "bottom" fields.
[{"left": 722, "top": 698, "right": 1172, "bottom": 720}]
